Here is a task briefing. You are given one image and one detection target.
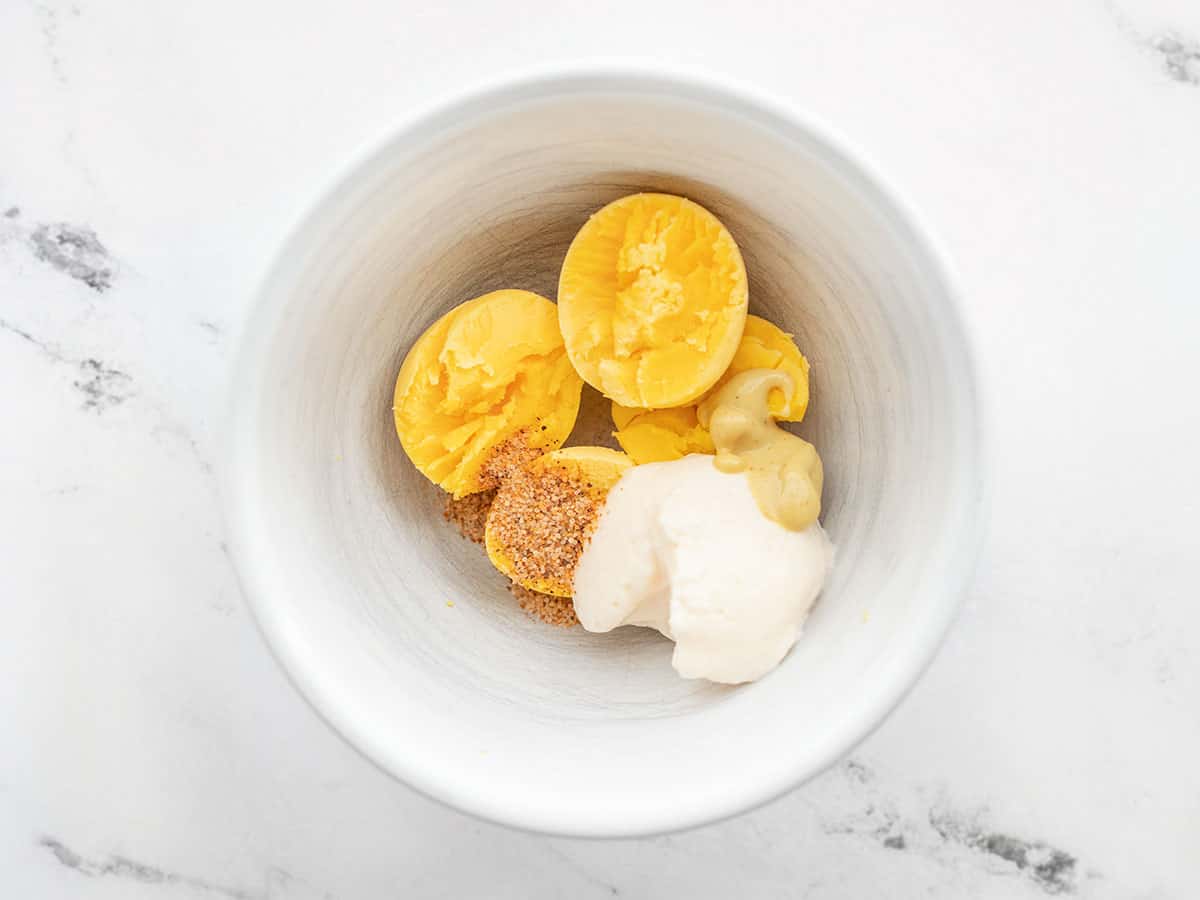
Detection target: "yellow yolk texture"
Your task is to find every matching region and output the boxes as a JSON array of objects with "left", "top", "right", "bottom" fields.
[
  {"left": 485, "top": 447, "right": 633, "bottom": 597},
  {"left": 558, "top": 193, "right": 749, "bottom": 409},
  {"left": 392, "top": 290, "right": 582, "bottom": 498},
  {"left": 611, "top": 316, "right": 811, "bottom": 465},
  {"left": 610, "top": 403, "right": 716, "bottom": 465}
]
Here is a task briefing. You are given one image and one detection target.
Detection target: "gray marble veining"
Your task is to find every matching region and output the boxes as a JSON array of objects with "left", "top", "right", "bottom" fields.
[
  {"left": 39, "top": 838, "right": 295, "bottom": 900},
  {"left": 0, "top": 317, "right": 132, "bottom": 410},
  {"left": 30, "top": 221, "right": 114, "bottom": 291}
]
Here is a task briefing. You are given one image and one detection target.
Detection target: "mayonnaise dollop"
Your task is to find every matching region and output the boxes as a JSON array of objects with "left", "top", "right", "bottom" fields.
[{"left": 572, "top": 455, "right": 833, "bottom": 684}]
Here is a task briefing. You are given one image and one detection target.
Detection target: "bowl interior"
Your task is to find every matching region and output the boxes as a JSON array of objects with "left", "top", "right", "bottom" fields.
[{"left": 228, "top": 74, "right": 982, "bottom": 836}]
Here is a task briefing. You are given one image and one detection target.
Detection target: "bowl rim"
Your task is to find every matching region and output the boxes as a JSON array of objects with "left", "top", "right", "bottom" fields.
[{"left": 221, "top": 60, "right": 991, "bottom": 838}]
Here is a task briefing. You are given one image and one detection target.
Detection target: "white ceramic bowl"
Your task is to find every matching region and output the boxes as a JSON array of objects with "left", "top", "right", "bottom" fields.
[{"left": 224, "top": 66, "right": 986, "bottom": 837}]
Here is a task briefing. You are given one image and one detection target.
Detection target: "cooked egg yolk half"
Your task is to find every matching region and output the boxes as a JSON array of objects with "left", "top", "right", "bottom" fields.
[
  {"left": 393, "top": 290, "right": 582, "bottom": 498},
  {"left": 484, "top": 447, "right": 632, "bottom": 597},
  {"left": 558, "top": 193, "right": 749, "bottom": 410}
]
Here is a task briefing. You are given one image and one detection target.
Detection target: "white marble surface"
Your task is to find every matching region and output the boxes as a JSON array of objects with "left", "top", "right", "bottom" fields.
[{"left": 2, "top": 0, "right": 1198, "bottom": 896}]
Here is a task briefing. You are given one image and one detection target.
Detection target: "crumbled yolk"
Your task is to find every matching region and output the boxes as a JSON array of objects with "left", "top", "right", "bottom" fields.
[
  {"left": 392, "top": 290, "right": 582, "bottom": 498},
  {"left": 610, "top": 403, "right": 716, "bottom": 465},
  {"left": 611, "top": 315, "right": 811, "bottom": 465},
  {"left": 558, "top": 193, "right": 749, "bottom": 409}
]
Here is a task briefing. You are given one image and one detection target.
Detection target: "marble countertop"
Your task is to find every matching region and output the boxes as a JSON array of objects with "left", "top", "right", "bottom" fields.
[{"left": 3, "top": 0, "right": 1198, "bottom": 897}]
